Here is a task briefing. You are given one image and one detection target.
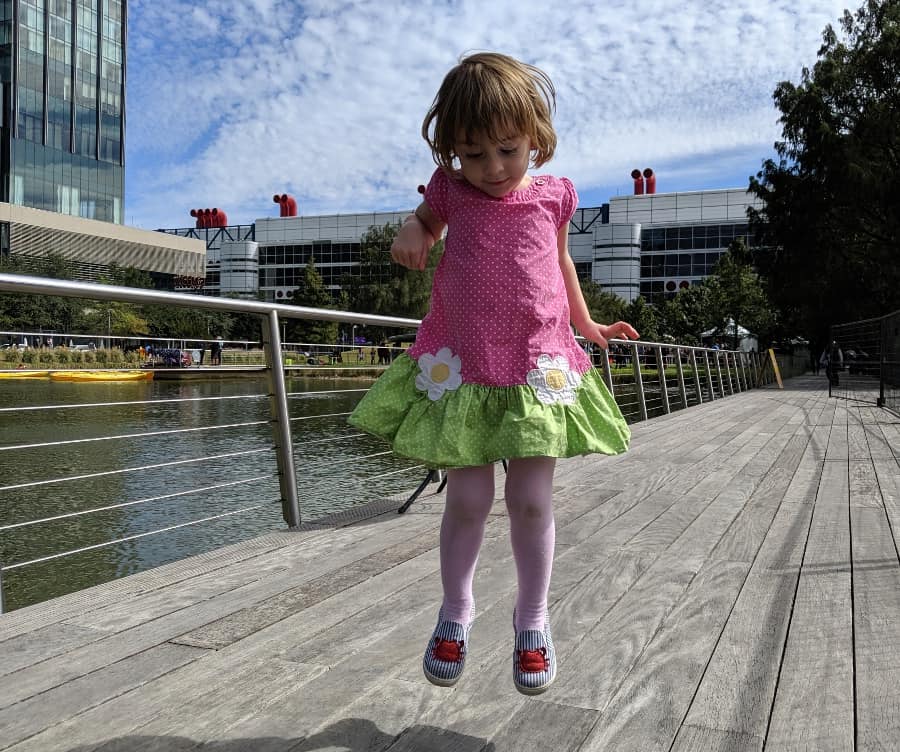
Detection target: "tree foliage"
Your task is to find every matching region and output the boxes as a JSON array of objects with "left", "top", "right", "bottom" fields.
[
  {"left": 579, "top": 278, "right": 626, "bottom": 325},
  {"left": 0, "top": 253, "right": 86, "bottom": 333},
  {"left": 288, "top": 254, "right": 340, "bottom": 345},
  {"left": 343, "top": 222, "right": 443, "bottom": 342},
  {"left": 623, "top": 296, "right": 659, "bottom": 343},
  {"left": 748, "top": 0, "right": 900, "bottom": 343}
]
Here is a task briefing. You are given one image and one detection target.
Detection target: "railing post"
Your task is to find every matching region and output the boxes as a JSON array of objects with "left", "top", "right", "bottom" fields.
[
  {"left": 655, "top": 345, "right": 670, "bottom": 414},
  {"left": 261, "top": 310, "right": 302, "bottom": 528},
  {"left": 601, "top": 347, "right": 615, "bottom": 397},
  {"left": 631, "top": 342, "right": 648, "bottom": 421},
  {"left": 704, "top": 350, "right": 716, "bottom": 399},
  {"left": 715, "top": 351, "right": 727, "bottom": 396},
  {"left": 674, "top": 346, "right": 688, "bottom": 409},
  {"left": 878, "top": 315, "right": 886, "bottom": 407},
  {"left": 724, "top": 352, "right": 735, "bottom": 394},
  {"left": 731, "top": 351, "right": 744, "bottom": 392},
  {"left": 691, "top": 349, "right": 703, "bottom": 404}
]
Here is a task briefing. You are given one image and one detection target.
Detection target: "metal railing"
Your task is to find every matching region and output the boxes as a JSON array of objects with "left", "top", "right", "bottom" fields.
[
  {"left": 0, "top": 273, "right": 781, "bottom": 612},
  {"left": 831, "top": 309, "right": 900, "bottom": 413}
]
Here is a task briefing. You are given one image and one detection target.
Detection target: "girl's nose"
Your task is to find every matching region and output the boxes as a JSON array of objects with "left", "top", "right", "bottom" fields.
[{"left": 485, "top": 155, "right": 503, "bottom": 177}]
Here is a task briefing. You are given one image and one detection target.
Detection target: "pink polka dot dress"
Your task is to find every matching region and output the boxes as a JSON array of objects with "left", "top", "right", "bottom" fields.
[{"left": 349, "top": 168, "right": 630, "bottom": 468}]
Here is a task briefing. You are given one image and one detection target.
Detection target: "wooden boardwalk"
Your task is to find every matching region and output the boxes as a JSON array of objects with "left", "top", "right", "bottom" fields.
[{"left": 2, "top": 375, "right": 899, "bottom": 751}]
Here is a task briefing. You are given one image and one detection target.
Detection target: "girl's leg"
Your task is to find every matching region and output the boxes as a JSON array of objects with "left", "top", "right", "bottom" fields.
[
  {"left": 440, "top": 464, "right": 495, "bottom": 624},
  {"left": 505, "top": 456, "right": 556, "bottom": 631}
]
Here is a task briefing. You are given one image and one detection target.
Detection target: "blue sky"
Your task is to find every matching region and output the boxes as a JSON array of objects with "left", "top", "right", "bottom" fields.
[{"left": 124, "top": 0, "right": 848, "bottom": 230}]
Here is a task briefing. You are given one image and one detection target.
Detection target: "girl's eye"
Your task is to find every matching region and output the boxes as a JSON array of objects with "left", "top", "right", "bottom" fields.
[
  {"left": 464, "top": 152, "right": 483, "bottom": 160},
  {"left": 501, "top": 148, "right": 517, "bottom": 155}
]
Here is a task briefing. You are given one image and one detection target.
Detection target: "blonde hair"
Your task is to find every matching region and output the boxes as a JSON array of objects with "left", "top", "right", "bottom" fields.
[{"left": 422, "top": 52, "right": 557, "bottom": 171}]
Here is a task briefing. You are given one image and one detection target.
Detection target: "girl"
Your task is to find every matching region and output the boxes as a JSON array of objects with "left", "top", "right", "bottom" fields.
[{"left": 349, "top": 52, "right": 638, "bottom": 695}]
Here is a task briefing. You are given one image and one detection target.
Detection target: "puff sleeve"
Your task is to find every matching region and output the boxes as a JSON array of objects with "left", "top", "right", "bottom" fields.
[
  {"left": 558, "top": 177, "right": 578, "bottom": 229},
  {"left": 423, "top": 167, "right": 453, "bottom": 224}
]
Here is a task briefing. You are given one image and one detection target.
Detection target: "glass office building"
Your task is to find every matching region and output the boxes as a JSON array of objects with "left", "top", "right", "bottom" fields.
[{"left": 0, "top": 0, "right": 124, "bottom": 223}]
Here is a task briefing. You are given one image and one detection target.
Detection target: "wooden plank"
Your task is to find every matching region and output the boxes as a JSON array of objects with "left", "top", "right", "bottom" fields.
[
  {"left": 0, "top": 515, "right": 441, "bottom": 709},
  {"left": 579, "top": 563, "right": 747, "bottom": 752},
  {"left": 486, "top": 700, "right": 598, "bottom": 751},
  {"left": 677, "top": 501, "right": 814, "bottom": 742},
  {"left": 851, "top": 506, "right": 900, "bottom": 747},
  {"left": 4, "top": 651, "right": 328, "bottom": 752},
  {"left": 172, "top": 518, "right": 440, "bottom": 649},
  {"left": 765, "top": 459, "right": 854, "bottom": 750},
  {"left": 0, "top": 642, "right": 205, "bottom": 747},
  {"left": 0, "top": 622, "right": 106, "bottom": 679},
  {"left": 672, "top": 725, "right": 762, "bottom": 752}
]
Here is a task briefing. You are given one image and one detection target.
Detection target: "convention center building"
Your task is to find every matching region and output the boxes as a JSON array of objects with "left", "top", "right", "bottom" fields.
[{"left": 159, "top": 175, "right": 762, "bottom": 307}]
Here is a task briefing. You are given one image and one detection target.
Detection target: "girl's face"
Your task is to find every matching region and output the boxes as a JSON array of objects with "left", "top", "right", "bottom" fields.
[{"left": 454, "top": 132, "right": 532, "bottom": 198}]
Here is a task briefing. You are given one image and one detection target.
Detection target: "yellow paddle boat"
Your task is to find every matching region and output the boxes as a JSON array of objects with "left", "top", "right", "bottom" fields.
[
  {"left": 0, "top": 370, "right": 50, "bottom": 379},
  {"left": 49, "top": 370, "right": 154, "bottom": 382}
]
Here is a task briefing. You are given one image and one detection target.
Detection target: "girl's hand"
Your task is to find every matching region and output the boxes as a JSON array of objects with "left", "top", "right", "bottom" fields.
[
  {"left": 391, "top": 231, "right": 430, "bottom": 270},
  {"left": 391, "top": 210, "right": 437, "bottom": 271},
  {"left": 583, "top": 320, "right": 640, "bottom": 350}
]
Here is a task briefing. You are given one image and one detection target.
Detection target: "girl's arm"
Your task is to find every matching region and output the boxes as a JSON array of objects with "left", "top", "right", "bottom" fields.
[
  {"left": 391, "top": 202, "right": 446, "bottom": 271},
  {"left": 557, "top": 225, "right": 640, "bottom": 349}
]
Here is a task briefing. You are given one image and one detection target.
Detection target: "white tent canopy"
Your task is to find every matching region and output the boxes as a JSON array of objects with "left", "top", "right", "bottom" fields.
[{"left": 701, "top": 319, "right": 758, "bottom": 352}]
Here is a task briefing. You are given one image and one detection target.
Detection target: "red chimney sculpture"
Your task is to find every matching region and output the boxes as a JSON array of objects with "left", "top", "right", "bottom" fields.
[
  {"left": 273, "top": 193, "right": 298, "bottom": 217},
  {"left": 189, "top": 208, "right": 229, "bottom": 228},
  {"left": 643, "top": 168, "right": 656, "bottom": 194},
  {"left": 631, "top": 169, "right": 644, "bottom": 195}
]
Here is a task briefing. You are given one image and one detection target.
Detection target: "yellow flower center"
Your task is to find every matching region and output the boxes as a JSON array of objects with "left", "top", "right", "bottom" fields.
[
  {"left": 545, "top": 368, "right": 567, "bottom": 391},
  {"left": 431, "top": 363, "right": 451, "bottom": 384}
]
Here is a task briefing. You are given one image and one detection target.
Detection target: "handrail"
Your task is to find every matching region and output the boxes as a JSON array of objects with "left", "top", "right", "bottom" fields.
[{"left": 0, "top": 272, "right": 785, "bottom": 612}]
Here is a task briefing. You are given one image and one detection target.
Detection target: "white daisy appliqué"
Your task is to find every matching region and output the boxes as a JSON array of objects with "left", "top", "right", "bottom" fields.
[
  {"left": 415, "top": 347, "right": 463, "bottom": 401},
  {"left": 526, "top": 354, "right": 581, "bottom": 405}
]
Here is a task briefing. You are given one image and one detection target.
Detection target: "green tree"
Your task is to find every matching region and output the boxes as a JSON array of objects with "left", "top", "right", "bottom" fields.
[
  {"left": 657, "top": 285, "right": 714, "bottom": 345},
  {"left": 704, "top": 239, "right": 775, "bottom": 349},
  {"left": 0, "top": 253, "right": 85, "bottom": 334},
  {"left": 748, "top": 0, "right": 900, "bottom": 343},
  {"left": 288, "top": 254, "right": 339, "bottom": 345},
  {"left": 579, "top": 278, "right": 626, "bottom": 325},
  {"left": 623, "top": 296, "right": 658, "bottom": 342},
  {"left": 343, "top": 222, "right": 443, "bottom": 343}
]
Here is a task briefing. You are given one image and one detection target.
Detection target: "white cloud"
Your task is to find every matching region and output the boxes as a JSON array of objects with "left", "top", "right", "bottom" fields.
[{"left": 125, "top": 0, "right": 847, "bottom": 229}]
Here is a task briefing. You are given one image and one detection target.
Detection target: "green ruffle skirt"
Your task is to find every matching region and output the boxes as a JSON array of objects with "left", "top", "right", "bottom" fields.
[{"left": 348, "top": 354, "right": 630, "bottom": 468}]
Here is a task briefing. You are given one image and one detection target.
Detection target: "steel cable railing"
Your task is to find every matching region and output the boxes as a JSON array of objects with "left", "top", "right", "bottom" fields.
[
  {"left": 831, "top": 309, "right": 900, "bottom": 413},
  {"left": 0, "top": 272, "right": 780, "bottom": 611}
]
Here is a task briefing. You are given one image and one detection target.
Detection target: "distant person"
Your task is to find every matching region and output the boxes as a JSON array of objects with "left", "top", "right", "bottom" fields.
[
  {"left": 824, "top": 341, "right": 843, "bottom": 386},
  {"left": 348, "top": 52, "right": 639, "bottom": 695},
  {"left": 210, "top": 336, "right": 223, "bottom": 366}
]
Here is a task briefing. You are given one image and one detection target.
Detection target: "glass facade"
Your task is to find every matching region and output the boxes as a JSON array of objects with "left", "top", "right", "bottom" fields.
[
  {"left": 639, "top": 222, "right": 757, "bottom": 306},
  {"left": 258, "top": 241, "right": 361, "bottom": 297},
  {"left": 0, "top": 0, "right": 124, "bottom": 223}
]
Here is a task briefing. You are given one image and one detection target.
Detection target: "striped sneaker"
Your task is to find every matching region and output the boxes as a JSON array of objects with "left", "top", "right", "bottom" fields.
[
  {"left": 513, "top": 613, "right": 556, "bottom": 695},
  {"left": 423, "top": 608, "right": 471, "bottom": 687}
]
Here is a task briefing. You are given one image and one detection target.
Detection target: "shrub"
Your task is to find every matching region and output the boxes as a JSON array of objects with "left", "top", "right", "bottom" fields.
[
  {"left": 21, "top": 348, "right": 36, "bottom": 364},
  {"left": 38, "top": 349, "right": 54, "bottom": 364},
  {"left": 81, "top": 350, "right": 95, "bottom": 364},
  {"left": 55, "top": 348, "right": 71, "bottom": 364}
]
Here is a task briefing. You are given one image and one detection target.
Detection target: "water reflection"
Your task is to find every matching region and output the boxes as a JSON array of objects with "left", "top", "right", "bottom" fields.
[{"left": 0, "top": 374, "right": 418, "bottom": 610}]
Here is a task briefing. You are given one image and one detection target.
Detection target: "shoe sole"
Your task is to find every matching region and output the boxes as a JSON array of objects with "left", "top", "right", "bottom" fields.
[
  {"left": 424, "top": 666, "right": 462, "bottom": 687},
  {"left": 514, "top": 674, "right": 555, "bottom": 695}
]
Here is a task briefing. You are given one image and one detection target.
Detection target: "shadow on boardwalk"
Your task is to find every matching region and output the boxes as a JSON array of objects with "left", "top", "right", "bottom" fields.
[{"left": 66, "top": 719, "right": 495, "bottom": 751}]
